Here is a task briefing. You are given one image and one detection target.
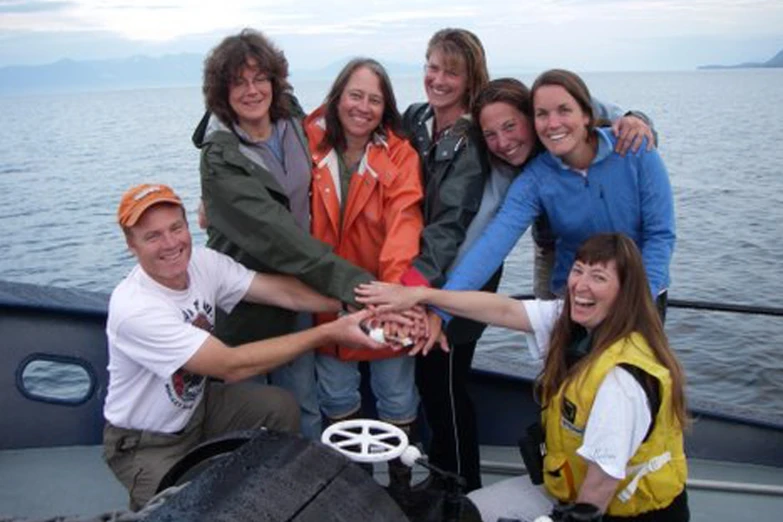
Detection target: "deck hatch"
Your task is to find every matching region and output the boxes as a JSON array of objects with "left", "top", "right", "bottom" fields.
[{"left": 16, "top": 353, "right": 96, "bottom": 406}]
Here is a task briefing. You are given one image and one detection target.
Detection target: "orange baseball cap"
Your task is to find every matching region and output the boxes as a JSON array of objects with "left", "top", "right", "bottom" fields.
[{"left": 117, "top": 183, "right": 183, "bottom": 227}]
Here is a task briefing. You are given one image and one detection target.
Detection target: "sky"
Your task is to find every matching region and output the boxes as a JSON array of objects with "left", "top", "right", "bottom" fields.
[{"left": 0, "top": 0, "right": 781, "bottom": 72}]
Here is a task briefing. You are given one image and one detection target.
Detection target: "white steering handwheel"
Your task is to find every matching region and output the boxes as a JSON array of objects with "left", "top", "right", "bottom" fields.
[{"left": 321, "top": 418, "right": 421, "bottom": 465}]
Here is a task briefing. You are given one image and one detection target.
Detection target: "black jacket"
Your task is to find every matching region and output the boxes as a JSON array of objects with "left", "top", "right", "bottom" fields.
[
  {"left": 402, "top": 103, "right": 498, "bottom": 344},
  {"left": 402, "top": 103, "right": 491, "bottom": 289}
]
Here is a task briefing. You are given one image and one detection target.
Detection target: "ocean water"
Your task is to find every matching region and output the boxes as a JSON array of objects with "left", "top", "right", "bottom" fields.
[{"left": 1, "top": 69, "right": 782, "bottom": 419}]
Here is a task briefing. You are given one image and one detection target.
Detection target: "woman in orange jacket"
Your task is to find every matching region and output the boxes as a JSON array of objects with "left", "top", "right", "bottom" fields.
[{"left": 305, "top": 57, "right": 424, "bottom": 497}]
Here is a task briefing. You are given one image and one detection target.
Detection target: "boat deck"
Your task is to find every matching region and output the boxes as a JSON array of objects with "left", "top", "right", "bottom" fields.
[{"left": 2, "top": 445, "right": 782, "bottom": 521}]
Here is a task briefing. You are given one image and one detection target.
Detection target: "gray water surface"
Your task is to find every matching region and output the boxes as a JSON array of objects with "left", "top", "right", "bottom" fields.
[{"left": 1, "top": 69, "right": 781, "bottom": 419}]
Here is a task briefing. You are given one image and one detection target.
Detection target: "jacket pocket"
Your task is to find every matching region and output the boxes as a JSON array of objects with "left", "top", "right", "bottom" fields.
[{"left": 544, "top": 453, "right": 577, "bottom": 501}]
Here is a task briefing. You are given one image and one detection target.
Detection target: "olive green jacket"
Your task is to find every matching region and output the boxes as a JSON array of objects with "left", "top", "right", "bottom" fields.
[{"left": 191, "top": 98, "right": 373, "bottom": 346}]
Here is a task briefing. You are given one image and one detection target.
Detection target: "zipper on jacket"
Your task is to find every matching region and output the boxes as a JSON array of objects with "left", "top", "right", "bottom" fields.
[{"left": 599, "top": 182, "right": 616, "bottom": 229}]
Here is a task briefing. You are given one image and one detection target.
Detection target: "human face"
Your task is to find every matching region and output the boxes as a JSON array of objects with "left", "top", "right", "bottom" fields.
[
  {"left": 126, "top": 204, "right": 192, "bottom": 291},
  {"left": 424, "top": 49, "right": 468, "bottom": 114},
  {"left": 533, "top": 85, "right": 591, "bottom": 163},
  {"left": 479, "top": 101, "right": 535, "bottom": 167},
  {"left": 337, "top": 66, "right": 384, "bottom": 146},
  {"left": 567, "top": 259, "right": 620, "bottom": 330},
  {"left": 228, "top": 58, "right": 273, "bottom": 136}
]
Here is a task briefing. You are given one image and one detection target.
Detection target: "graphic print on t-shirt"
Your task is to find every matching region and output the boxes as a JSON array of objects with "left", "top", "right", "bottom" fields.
[{"left": 164, "top": 298, "right": 215, "bottom": 409}]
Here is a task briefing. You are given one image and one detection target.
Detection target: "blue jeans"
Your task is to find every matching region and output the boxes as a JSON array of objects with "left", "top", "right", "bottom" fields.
[
  {"left": 268, "top": 313, "right": 321, "bottom": 439},
  {"left": 315, "top": 353, "right": 419, "bottom": 424}
]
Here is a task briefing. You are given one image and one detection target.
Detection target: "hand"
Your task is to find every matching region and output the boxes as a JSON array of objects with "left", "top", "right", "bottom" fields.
[
  {"left": 355, "top": 281, "right": 423, "bottom": 312},
  {"left": 612, "top": 115, "right": 654, "bottom": 155},
  {"left": 365, "top": 310, "right": 414, "bottom": 330},
  {"left": 369, "top": 308, "right": 428, "bottom": 351},
  {"left": 397, "top": 306, "right": 430, "bottom": 354},
  {"left": 410, "top": 310, "right": 448, "bottom": 356},
  {"left": 331, "top": 309, "right": 386, "bottom": 350}
]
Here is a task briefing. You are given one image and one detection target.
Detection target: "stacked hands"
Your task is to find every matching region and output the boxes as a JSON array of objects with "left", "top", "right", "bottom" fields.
[{"left": 353, "top": 282, "right": 447, "bottom": 356}]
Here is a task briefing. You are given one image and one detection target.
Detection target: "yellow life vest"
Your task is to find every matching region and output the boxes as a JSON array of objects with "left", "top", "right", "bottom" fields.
[{"left": 541, "top": 332, "right": 687, "bottom": 516}]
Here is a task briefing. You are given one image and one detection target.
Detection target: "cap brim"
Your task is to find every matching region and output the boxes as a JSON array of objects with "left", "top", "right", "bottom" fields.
[{"left": 120, "top": 197, "right": 183, "bottom": 227}]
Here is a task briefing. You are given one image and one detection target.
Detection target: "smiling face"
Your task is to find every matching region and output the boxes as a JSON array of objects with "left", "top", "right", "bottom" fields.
[
  {"left": 533, "top": 84, "right": 591, "bottom": 163},
  {"left": 228, "top": 58, "right": 273, "bottom": 137},
  {"left": 126, "top": 204, "right": 192, "bottom": 290},
  {"left": 479, "top": 101, "right": 535, "bottom": 167},
  {"left": 337, "top": 66, "right": 384, "bottom": 146},
  {"left": 567, "top": 259, "right": 621, "bottom": 330},
  {"left": 424, "top": 49, "right": 468, "bottom": 115}
]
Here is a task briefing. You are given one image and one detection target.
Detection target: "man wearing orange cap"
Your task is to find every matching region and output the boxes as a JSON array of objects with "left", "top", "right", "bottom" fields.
[{"left": 103, "top": 183, "right": 385, "bottom": 510}]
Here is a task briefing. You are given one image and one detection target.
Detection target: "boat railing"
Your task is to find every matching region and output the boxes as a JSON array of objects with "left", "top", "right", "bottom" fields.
[
  {"left": 510, "top": 294, "right": 783, "bottom": 317},
  {"left": 668, "top": 298, "right": 783, "bottom": 317},
  {"left": 480, "top": 458, "right": 783, "bottom": 497},
  {"left": 501, "top": 293, "right": 783, "bottom": 432}
]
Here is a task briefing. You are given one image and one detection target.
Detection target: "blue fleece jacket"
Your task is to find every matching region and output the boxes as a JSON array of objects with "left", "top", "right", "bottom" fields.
[{"left": 440, "top": 127, "right": 675, "bottom": 319}]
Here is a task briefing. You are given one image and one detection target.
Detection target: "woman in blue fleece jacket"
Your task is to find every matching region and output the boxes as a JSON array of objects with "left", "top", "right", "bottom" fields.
[{"left": 443, "top": 69, "right": 675, "bottom": 314}]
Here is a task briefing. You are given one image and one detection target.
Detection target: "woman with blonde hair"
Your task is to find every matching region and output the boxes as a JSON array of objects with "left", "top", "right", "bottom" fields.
[{"left": 399, "top": 27, "right": 493, "bottom": 493}]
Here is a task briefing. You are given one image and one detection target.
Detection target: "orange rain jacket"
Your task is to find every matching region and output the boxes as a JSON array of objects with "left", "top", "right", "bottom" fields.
[{"left": 306, "top": 107, "right": 424, "bottom": 361}]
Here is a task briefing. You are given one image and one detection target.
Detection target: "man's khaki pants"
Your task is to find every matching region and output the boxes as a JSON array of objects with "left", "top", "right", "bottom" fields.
[{"left": 103, "top": 380, "right": 299, "bottom": 510}]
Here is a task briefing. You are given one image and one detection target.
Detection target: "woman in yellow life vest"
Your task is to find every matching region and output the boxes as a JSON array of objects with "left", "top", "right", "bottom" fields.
[{"left": 356, "top": 233, "right": 689, "bottom": 522}]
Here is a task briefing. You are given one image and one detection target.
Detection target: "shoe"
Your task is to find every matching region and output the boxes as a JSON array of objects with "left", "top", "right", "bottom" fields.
[{"left": 411, "top": 473, "right": 447, "bottom": 493}]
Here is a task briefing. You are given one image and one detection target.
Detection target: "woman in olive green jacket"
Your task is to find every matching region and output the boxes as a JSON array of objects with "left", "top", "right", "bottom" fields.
[{"left": 192, "top": 29, "right": 374, "bottom": 440}]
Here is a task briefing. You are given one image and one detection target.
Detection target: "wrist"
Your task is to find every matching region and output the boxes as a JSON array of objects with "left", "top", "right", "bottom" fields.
[
  {"left": 319, "top": 320, "right": 339, "bottom": 345},
  {"left": 412, "top": 286, "right": 428, "bottom": 305},
  {"left": 624, "top": 110, "right": 650, "bottom": 126}
]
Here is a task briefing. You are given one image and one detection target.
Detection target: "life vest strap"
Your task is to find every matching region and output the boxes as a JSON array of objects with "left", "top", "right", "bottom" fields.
[{"left": 617, "top": 451, "right": 671, "bottom": 502}]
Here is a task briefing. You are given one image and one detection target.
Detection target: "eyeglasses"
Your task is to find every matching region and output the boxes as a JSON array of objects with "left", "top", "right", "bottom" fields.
[{"left": 231, "top": 75, "right": 271, "bottom": 93}]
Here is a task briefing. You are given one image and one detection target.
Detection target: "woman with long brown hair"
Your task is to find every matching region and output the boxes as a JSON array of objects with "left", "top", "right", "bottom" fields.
[
  {"left": 356, "top": 233, "right": 689, "bottom": 521},
  {"left": 305, "top": 57, "right": 424, "bottom": 497},
  {"left": 439, "top": 68, "right": 675, "bottom": 325}
]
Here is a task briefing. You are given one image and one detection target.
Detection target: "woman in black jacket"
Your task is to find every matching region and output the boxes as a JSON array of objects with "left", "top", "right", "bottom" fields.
[{"left": 399, "top": 28, "right": 493, "bottom": 493}]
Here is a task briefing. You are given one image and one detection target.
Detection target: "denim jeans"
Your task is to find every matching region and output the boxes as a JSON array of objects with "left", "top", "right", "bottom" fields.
[
  {"left": 268, "top": 313, "right": 321, "bottom": 440},
  {"left": 315, "top": 353, "right": 419, "bottom": 423}
]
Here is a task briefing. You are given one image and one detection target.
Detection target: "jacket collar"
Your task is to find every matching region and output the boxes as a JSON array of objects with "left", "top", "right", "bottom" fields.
[
  {"left": 546, "top": 127, "right": 615, "bottom": 172},
  {"left": 309, "top": 112, "right": 390, "bottom": 182}
]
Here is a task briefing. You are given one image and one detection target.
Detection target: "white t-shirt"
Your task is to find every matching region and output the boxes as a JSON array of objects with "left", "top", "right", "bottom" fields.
[
  {"left": 522, "top": 299, "right": 652, "bottom": 479},
  {"left": 104, "top": 247, "right": 254, "bottom": 433}
]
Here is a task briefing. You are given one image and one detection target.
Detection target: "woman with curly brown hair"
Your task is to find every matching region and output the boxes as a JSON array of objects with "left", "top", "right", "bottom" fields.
[{"left": 192, "top": 29, "right": 374, "bottom": 440}]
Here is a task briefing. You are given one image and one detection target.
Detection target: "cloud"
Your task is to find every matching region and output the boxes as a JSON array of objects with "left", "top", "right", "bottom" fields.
[
  {"left": 0, "top": 1, "right": 73, "bottom": 13},
  {"left": 0, "top": 0, "right": 781, "bottom": 71}
]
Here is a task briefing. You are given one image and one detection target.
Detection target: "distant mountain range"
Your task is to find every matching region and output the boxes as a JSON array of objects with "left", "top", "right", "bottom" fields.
[
  {"left": 4, "top": 48, "right": 781, "bottom": 96},
  {"left": 0, "top": 54, "right": 422, "bottom": 95},
  {"left": 0, "top": 54, "right": 205, "bottom": 94},
  {"left": 699, "top": 48, "right": 783, "bottom": 70}
]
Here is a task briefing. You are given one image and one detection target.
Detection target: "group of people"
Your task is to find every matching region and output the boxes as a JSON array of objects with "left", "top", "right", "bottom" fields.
[{"left": 103, "top": 24, "right": 688, "bottom": 522}]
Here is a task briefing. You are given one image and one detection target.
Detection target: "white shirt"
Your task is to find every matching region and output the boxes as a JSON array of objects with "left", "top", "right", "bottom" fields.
[
  {"left": 522, "top": 299, "right": 652, "bottom": 479},
  {"left": 104, "top": 247, "right": 253, "bottom": 433}
]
